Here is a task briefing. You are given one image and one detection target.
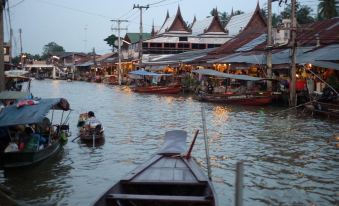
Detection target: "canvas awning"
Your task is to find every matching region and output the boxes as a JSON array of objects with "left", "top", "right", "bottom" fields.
[
  {"left": 193, "top": 69, "right": 263, "bottom": 81},
  {"left": 0, "top": 91, "right": 31, "bottom": 100},
  {"left": 0, "top": 98, "right": 70, "bottom": 127},
  {"left": 129, "top": 70, "right": 172, "bottom": 76},
  {"left": 157, "top": 130, "right": 187, "bottom": 155}
]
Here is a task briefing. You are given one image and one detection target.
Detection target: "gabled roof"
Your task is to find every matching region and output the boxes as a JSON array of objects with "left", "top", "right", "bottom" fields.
[
  {"left": 157, "top": 6, "right": 190, "bottom": 35},
  {"left": 210, "top": 3, "right": 267, "bottom": 55},
  {"left": 225, "top": 3, "right": 266, "bottom": 37},
  {"left": 125, "top": 33, "right": 151, "bottom": 44},
  {"left": 191, "top": 9, "right": 227, "bottom": 35}
]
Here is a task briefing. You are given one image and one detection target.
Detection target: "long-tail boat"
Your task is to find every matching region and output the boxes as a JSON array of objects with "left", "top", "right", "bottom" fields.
[
  {"left": 129, "top": 70, "right": 182, "bottom": 94},
  {"left": 92, "top": 130, "right": 217, "bottom": 206},
  {"left": 193, "top": 69, "right": 275, "bottom": 106},
  {"left": 0, "top": 98, "right": 71, "bottom": 168}
]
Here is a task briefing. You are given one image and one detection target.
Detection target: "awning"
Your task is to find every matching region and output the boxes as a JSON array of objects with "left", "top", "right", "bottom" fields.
[
  {"left": 192, "top": 69, "right": 263, "bottom": 81},
  {"left": 0, "top": 91, "right": 32, "bottom": 100},
  {"left": 157, "top": 130, "right": 187, "bottom": 155},
  {"left": 0, "top": 98, "right": 70, "bottom": 127},
  {"left": 129, "top": 70, "right": 172, "bottom": 76},
  {"left": 308, "top": 61, "right": 339, "bottom": 71}
]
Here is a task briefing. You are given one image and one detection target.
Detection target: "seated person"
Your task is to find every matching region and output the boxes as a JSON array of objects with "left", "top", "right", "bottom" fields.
[{"left": 85, "top": 111, "right": 101, "bottom": 129}]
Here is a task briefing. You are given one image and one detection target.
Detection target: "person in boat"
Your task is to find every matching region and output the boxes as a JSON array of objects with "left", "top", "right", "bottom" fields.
[{"left": 85, "top": 111, "right": 102, "bottom": 129}]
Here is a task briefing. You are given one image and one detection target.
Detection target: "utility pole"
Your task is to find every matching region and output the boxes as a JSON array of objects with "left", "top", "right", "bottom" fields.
[
  {"left": 19, "top": 28, "right": 23, "bottom": 65},
  {"left": 266, "top": 0, "right": 273, "bottom": 91},
  {"left": 111, "top": 19, "right": 128, "bottom": 85},
  {"left": 6, "top": 3, "right": 12, "bottom": 65},
  {"left": 289, "top": 0, "right": 297, "bottom": 107},
  {"left": 0, "top": 0, "right": 5, "bottom": 91},
  {"left": 133, "top": 4, "right": 149, "bottom": 68}
]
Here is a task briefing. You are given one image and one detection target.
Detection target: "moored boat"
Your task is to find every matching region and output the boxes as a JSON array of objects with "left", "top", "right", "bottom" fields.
[
  {"left": 92, "top": 130, "right": 217, "bottom": 206},
  {"left": 0, "top": 98, "right": 71, "bottom": 169},
  {"left": 195, "top": 91, "right": 273, "bottom": 106},
  {"left": 132, "top": 84, "right": 182, "bottom": 94},
  {"left": 129, "top": 70, "right": 182, "bottom": 94}
]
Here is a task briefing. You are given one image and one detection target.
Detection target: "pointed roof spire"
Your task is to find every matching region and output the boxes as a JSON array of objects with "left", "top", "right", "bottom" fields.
[
  {"left": 231, "top": 7, "right": 234, "bottom": 16},
  {"left": 212, "top": 7, "right": 218, "bottom": 17},
  {"left": 165, "top": 9, "right": 170, "bottom": 21},
  {"left": 166, "top": 5, "right": 190, "bottom": 33},
  {"left": 190, "top": 15, "right": 197, "bottom": 28},
  {"left": 151, "top": 20, "right": 156, "bottom": 37}
]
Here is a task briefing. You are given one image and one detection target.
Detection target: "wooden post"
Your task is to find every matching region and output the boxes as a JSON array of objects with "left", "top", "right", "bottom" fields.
[
  {"left": 0, "top": 0, "right": 5, "bottom": 91},
  {"left": 235, "top": 161, "right": 244, "bottom": 206},
  {"left": 289, "top": 0, "right": 297, "bottom": 107},
  {"left": 266, "top": 0, "right": 273, "bottom": 91},
  {"left": 201, "top": 105, "right": 212, "bottom": 180}
]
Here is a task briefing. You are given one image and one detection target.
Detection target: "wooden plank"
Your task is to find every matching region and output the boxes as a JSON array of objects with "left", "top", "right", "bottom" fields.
[
  {"left": 173, "top": 168, "right": 184, "bottom": 181},
  {"left": 159, "top": 167, "right": 174, "bottom": 181},
  {"left": 106, "top": 194, "right": 210, "bottom": 203},
  {"left": 121, "top": 155, "right": 163, "bottom": 181},
  {"left": 175, "top": 158, "right": 188, "bottom": 168}
]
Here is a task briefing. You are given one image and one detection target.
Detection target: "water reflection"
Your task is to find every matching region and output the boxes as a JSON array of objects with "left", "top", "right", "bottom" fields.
[{"left": 0, "top": 79, "right": 337, "bottom": 206}]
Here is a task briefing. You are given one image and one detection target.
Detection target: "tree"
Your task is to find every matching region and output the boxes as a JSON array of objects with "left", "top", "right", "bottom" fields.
[
  {"left": 42, "top": 42, "right": 65, "bottom": 59},
  {"left": 317, "top": 0, "right": 338, "bottom": 20},
  {"left": 104, "top": 34, "right": 118, "bottom": 51},
  {"left": 270, "top": 2, "right": 315, "bottom": 26}
]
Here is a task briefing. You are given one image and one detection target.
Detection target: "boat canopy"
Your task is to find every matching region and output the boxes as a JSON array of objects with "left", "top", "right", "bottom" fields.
[
  {"left": 0, "top": 98, "right": 70, "bottom": 127},
  {"left": 157, "top": 130, "right": 187, "bottom": 155},
  {"left": 129, "top": 70, "right": 172, "bottom": 76},
  {"left": 193, "top": 69, "right": 263, "bottom": 81},
  {"left": 0, "top": 91, "right": 32, "bottom": 100}
]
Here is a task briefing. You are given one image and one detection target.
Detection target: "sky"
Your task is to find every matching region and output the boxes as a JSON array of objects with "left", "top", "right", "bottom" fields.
[{"left": 4, "top": 0, "right": 319, "bottom": 56}]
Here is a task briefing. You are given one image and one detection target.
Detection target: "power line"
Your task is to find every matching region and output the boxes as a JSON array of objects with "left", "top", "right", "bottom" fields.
[
  {"left": 9, "top": 0, "right": 25, "bottom": 9},
  {"left": 36, "top": 0, "right": 111, "bottom": 19}
]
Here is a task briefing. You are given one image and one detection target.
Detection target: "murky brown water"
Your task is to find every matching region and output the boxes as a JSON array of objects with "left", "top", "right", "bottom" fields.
[{"left": 1, "top": 79, "right": 338, "bottom": 206}]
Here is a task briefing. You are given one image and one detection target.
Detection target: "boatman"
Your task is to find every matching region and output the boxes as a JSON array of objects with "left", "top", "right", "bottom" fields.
[{"left": 85, "top": 111, "right": 101, "bottom": 129}]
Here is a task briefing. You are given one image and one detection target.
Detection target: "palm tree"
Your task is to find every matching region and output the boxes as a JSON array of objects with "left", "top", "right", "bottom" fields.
[{"left": 318, "top": 0, "right": 338, "bottom": 20}]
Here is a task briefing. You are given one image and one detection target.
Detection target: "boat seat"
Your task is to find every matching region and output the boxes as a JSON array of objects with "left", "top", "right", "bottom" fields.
[{"left": 106, "top": 193, "right": 211, "bottom": 203}]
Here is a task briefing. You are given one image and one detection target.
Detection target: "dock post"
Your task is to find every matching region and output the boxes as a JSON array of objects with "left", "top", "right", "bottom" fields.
[{"left": 235, "top": 161, "right": 244, "bottom": 206}]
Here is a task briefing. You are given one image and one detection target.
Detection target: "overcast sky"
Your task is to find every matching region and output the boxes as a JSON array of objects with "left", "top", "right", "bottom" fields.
[{"left": 5, "top": 0, "right": 318, "bottom": 56}]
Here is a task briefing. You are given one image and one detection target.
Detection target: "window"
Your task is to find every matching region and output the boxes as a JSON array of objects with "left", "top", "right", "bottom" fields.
[
  {"left": 179, "top": 37, "right": 188, "bottom": 42},
  {"left": 178, "top": 43, "right": 189, "bottom": 48},
  {"left": 192, "top": 44, "right": 206, "bottom": 49},
  {"left": 142, "top": 43, "right": 148, "bottom": 48},
  {"left": 207, "top": 44, "right": 220, "bottom": 48},
  {"left": 164, "top": 43, "right": 176, "bottom": 48},
  {"left": 150, "top": 43, "right": 162, "bottom": 48}
]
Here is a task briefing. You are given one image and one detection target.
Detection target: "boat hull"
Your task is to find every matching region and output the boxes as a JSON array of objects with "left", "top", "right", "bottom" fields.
[
  {"left": 93, "top": 154, "right": 217, "bottom": 206},
  {"left": 132, "top": 85, "right": 182, "bottom": 94},
  {"left": 195, "top": 92, "right": 273, "bottom": 106},
  {"left": 0, "top": 140, "right": 61, "bottom": 169}
]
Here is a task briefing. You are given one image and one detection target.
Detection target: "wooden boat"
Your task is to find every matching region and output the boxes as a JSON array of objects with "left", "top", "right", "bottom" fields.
[
  {"left": 0, "top": 98, "right": 71, "bottom": 169},
  {"left": 93, "top": 130, "right": 217, "bottom": 206},
  {"left": 132, "top": 84, "right": 182, "bottom": 94},
  {"left": 303, "top": 100, "right": 339, "bottom": 119},
  {"left": 195, "top": 91, "right": 273, "bottom": 106},
  {"left": 77, "top": 113, "right": 104, "bottom": 143}
]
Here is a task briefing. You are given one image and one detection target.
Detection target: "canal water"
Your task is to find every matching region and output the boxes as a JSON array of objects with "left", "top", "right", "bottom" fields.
[{"left": 0, "top": 79, "right": 338, "bottom": 206}]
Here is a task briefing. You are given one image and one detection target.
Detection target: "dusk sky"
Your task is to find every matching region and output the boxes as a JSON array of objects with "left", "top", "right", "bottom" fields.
[{"left": 5, "top": 0, "right": 318, "bottom": 56}]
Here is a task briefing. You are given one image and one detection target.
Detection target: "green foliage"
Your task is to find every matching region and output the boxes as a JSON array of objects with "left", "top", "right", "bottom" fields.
[
  {"left": 104, "top": 34, "right": 118, "bottom": 50},
  {"left": 262, "top": 2, "right": 315, "bottom": 26},
  {"left": 317, "top": 0, "right": 338, "bottom": 20},
  {"left": 42, "top": 42, "right": 65, "bottom": 59}
]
